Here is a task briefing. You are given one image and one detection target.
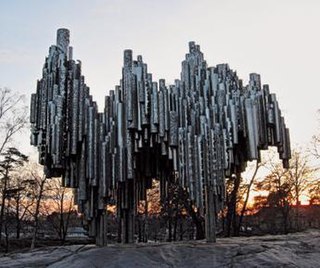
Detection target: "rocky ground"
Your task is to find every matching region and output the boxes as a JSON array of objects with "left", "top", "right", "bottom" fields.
[{"left": 1, "top": 229, "right": 320, "bottom": 267}]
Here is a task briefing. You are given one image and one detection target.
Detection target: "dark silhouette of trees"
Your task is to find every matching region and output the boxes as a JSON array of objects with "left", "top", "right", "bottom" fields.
[
  {"left": 238, "top": 161, "right": 262, "bottom": 232},
  {"left": 288, "top": 151, "right": 315, "bottom": 206},
  {"left": 7, "top": 173, "right": 35, "bottom": 239},
  {"left": 0, "top": 88, "right": 28, "bottom": 251},
  {"left": 44, "top": 178, "right": 75, "bottom": 243},
  {"left": 253, "top": 150, "right": 315, "bottom": 233},
  {"left": 0, "top": 147, "right": 28, "bottom": 250},
  {"left": 225, "top": 173, "right": 241, "bottom": 237},
  {"left": 30, "top": 170, "right": 48, "bottom": 250},
  {"left": 308, "top": 181, "right": 320, "bottom": 205},
  {"left": 161, "top": 179, "right": 198, "bottom": 241},
  {"left": 255, "top": 163, "right": 293, "bottom": 234}
]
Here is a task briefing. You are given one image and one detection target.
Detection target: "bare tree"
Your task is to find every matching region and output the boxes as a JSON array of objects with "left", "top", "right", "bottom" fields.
[
  {"left": 45, "top": 178, "right": 74, "bottom": 243},
  {"left": 254, "top": 149, "right": 315, "bottom": 233},
  {"left": 29, "top": 170, "right": 48, "bottom": 250},
  {"left": 7, "top": 172, "right": 36, "bottom": 239},
  {"left": 238, "top": 161, "right": 262, "bottom": 232},
  {"left": 289, "top": 151, "right": 315, "bottom": 205},
  {"left": 288, "top": 150, "right": 316, "bottom": 230},
  {"left": 255, "top": 165, "right": 292, "bottom": 234},
  {"left": 0, "top": 147, "right": 28, "bottom": 247},
  {"left": 308, "top": 180, "right": 320, "bottom": 205},
  {"left": 0, "top": 88, "right": 28, "bottom": 155},
  {"left": 307, "top": 111, "right": 320, "bottom": 203},
  {"left": 161, "top": 178, "right": 205, "bottom": 241}
]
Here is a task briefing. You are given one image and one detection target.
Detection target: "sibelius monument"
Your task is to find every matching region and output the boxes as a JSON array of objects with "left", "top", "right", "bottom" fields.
[{"left": 30, "top": 29, "right": 291, "bottom": 244}]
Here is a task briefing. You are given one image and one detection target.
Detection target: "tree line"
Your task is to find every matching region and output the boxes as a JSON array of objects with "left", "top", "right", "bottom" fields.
[
  {"left": 0, "top": 88, "right": 78, "bottom": 252},
  {"left": 132, "top": 148, "right": 320, "bottom": 243}
]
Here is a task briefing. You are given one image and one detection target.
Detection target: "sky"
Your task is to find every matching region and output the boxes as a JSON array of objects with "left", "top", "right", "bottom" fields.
[{"left": 1, "top": 0, "right": 320, "bottom": 157}]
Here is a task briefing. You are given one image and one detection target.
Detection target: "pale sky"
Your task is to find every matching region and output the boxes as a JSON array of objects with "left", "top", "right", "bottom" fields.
[{"left": 1, "top": 0, "right": 320, "bottom": 156}]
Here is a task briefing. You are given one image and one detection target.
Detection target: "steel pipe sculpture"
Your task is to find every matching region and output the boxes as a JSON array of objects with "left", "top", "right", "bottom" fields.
[{"left": 30, "top": 29, "right": 291, "bottom": 244}]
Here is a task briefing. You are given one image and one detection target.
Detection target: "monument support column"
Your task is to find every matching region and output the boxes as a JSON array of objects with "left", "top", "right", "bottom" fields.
[
  {"left": 205, "top": 184, "right": 216, "bottom": 242},
  {"left": 120, "top": 180, "right": 135, "bottom": 243}
]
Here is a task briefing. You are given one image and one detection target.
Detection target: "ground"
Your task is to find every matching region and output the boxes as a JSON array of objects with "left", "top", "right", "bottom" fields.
[{"left": 1, "top": 230, "right": 319, "bottom": 267}]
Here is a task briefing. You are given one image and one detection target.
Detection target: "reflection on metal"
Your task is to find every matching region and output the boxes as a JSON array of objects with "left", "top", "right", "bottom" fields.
[{"left": 30, "top": 29, "right": 291, "bottom": 244}]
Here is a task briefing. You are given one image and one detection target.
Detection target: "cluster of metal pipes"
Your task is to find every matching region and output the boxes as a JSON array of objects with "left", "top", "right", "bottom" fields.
[{"left": 30, "top": 29, "right": 291, "bottom": 243}]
